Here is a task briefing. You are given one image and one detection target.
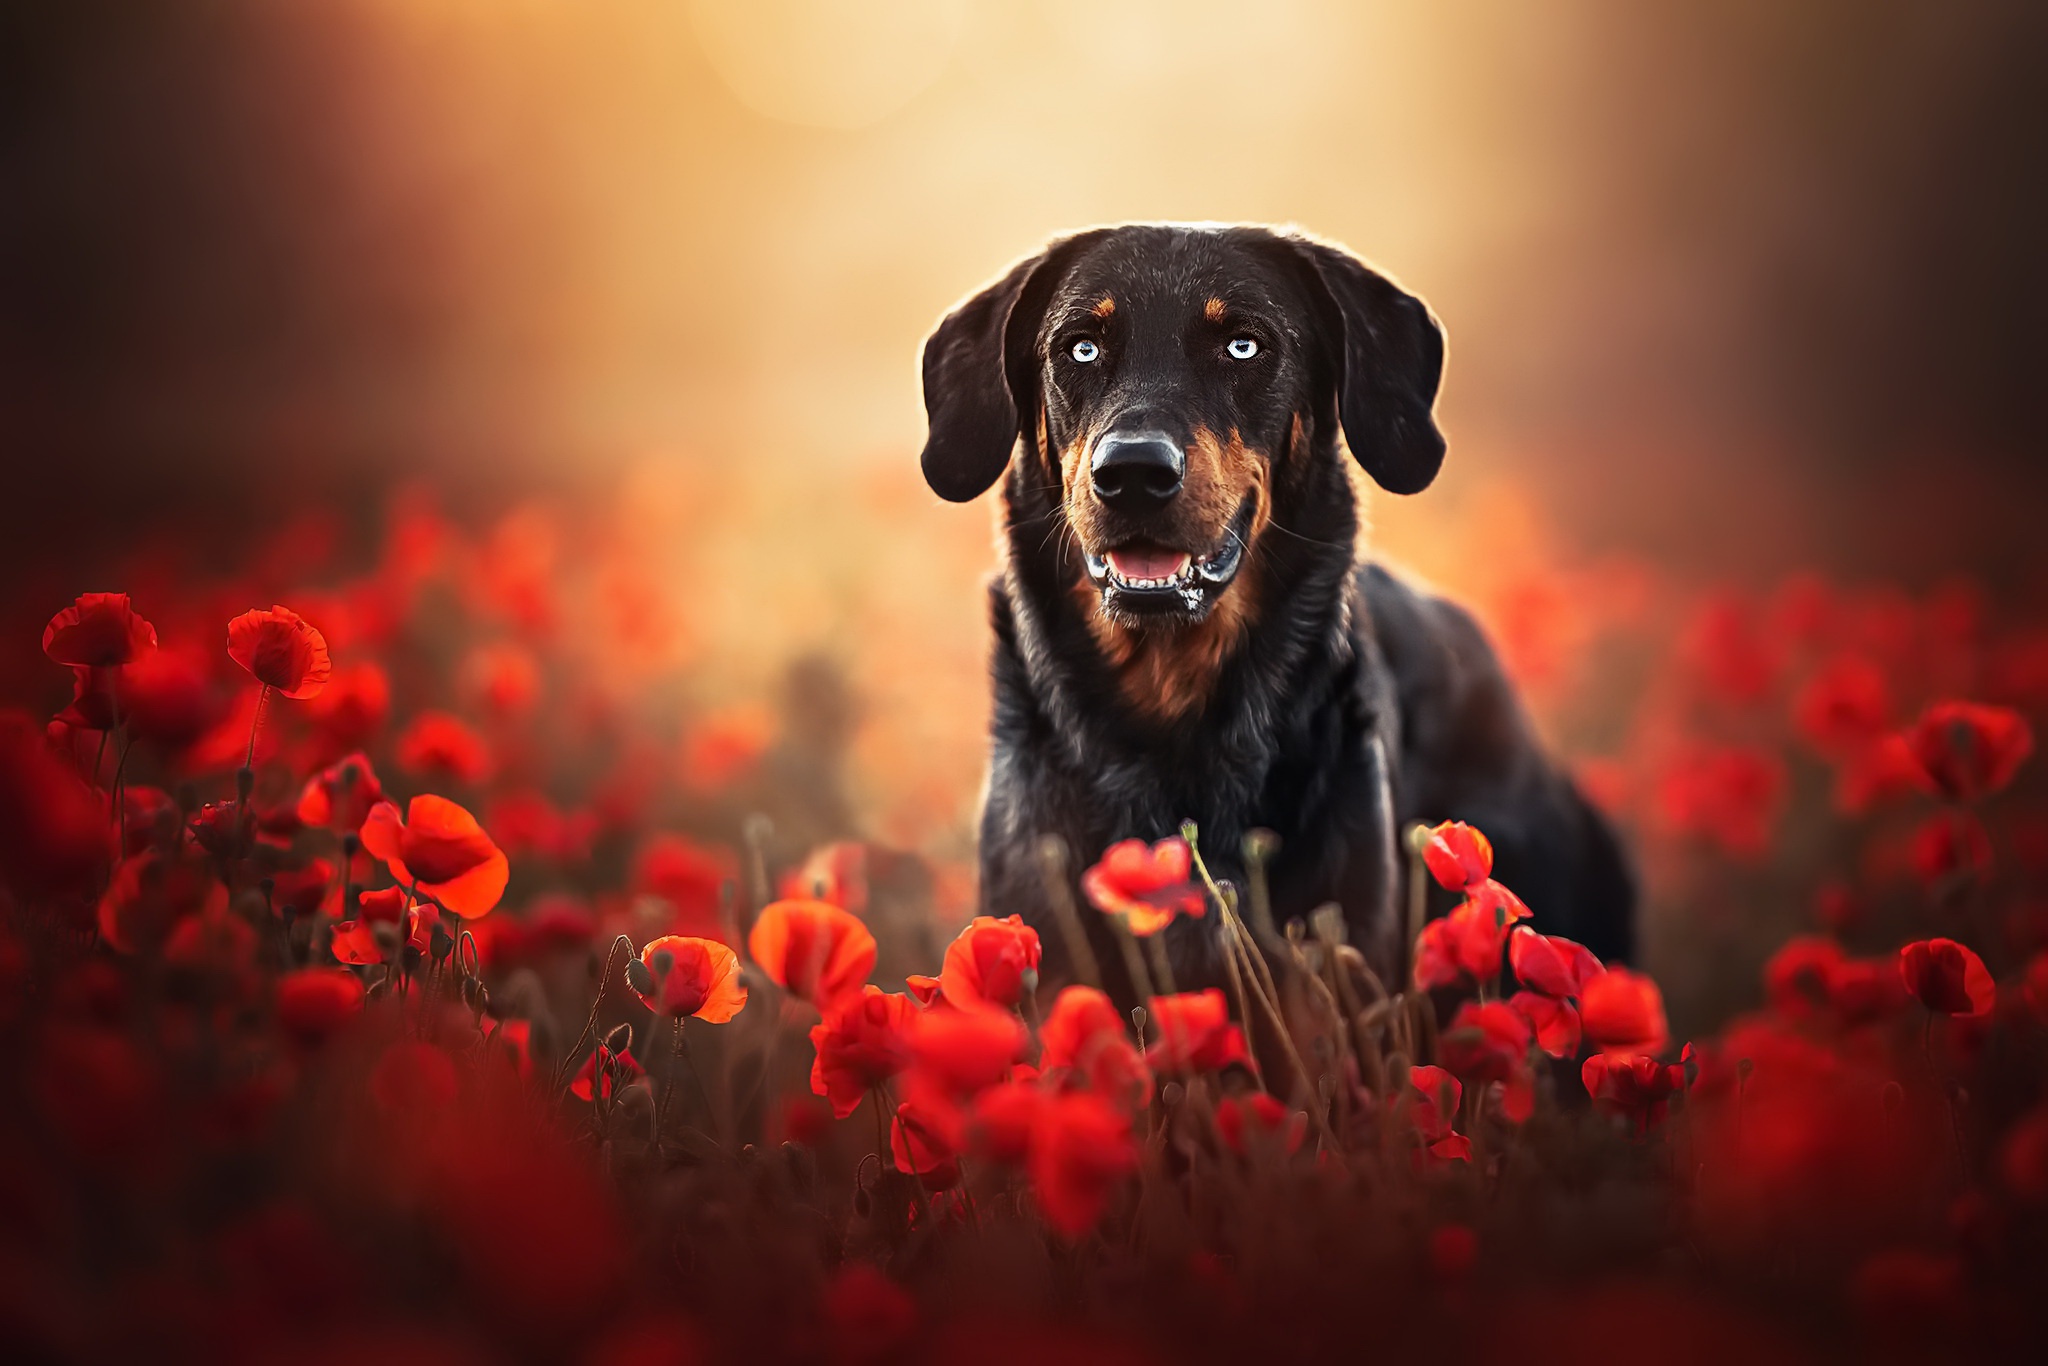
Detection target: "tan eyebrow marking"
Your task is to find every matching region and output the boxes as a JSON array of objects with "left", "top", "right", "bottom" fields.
[
  {"left": 1091, "top": 296, "right": 1116, "bottom": 318},
  {"left": 1204, "top": 297, "right": 1227, "bottom": 323}
]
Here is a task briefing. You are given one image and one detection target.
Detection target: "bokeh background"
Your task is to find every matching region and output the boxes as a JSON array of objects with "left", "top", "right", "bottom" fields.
[{"left": 6, "top": 0, "right": 2047, "bottom": 1032}]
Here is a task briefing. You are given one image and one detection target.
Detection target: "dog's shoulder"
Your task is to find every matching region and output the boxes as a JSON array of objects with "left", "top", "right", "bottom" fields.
[{"left": 1354, "top": 562, "right": 1535, "bottom": 796}]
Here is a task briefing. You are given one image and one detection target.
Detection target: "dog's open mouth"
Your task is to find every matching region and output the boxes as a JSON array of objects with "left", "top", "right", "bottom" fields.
[{"left": 1083, "top": 498, "right": 1255, "bottom": 621}]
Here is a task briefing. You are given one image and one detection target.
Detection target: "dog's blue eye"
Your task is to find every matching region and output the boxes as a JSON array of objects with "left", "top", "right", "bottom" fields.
[
  {"left": 1227, "top": 337, "right": 1259, "bottom": 360},
  {"left": 1070, "top": 339, "right": 1100, "bottom": 363}
]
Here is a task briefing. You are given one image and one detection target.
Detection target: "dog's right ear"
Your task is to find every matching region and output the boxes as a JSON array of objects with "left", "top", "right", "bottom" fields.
[{"left": 919, "top": 236, "right": 1094, "bottom": 502}]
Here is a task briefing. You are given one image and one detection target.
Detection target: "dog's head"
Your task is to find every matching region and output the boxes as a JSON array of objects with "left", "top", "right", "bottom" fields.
[{"left": 918, "top": 224, "right": 1445, "bottom": 632}]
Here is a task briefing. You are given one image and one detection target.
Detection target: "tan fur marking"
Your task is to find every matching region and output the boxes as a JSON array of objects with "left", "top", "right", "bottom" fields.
[
  {"left": 1204, "top": 297, "right": 1227, "bottom": 323},
  {"left": 1069, "top": 424, "right": 1273, "bottom": 723},
  {"left": 1091, "top": 296, "right": 1117, "bottom": 318}
]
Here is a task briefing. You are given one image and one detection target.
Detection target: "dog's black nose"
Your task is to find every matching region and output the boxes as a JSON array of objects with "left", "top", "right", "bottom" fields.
[{"left": 1090, "top": 432, "right": 1185, "bottom": 513}]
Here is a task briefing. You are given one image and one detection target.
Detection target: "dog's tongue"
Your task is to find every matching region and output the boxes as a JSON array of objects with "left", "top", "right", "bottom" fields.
[{"left": 1107, "top": 546, "right": 1191, "bottom": 581}]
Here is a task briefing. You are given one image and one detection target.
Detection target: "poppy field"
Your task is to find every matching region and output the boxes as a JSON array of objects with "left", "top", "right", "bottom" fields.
[{"left": 3, "top": 483, "right": 2048, "bottom": 1366}]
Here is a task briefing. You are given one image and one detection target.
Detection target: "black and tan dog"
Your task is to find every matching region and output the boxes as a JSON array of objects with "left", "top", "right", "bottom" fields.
[{"left": 918, "top": 223, "right": 1633, "bottom": 997}]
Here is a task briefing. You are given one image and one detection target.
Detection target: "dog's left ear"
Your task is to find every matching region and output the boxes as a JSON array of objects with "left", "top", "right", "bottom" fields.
[
  {"left": 1287, "top": 238, "right": 1447, "bottom": 495},
  {"left": 919, "top": 232, "right": 1100, "bottom": 503}
]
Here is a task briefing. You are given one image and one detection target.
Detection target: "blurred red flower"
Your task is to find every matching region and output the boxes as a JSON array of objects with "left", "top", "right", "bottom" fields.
[
  {"left": 360, "top": 795, "right": 509, "bottom": 919},
  {"left": 1508, "top": 925, "right": 1603, "bottom": 998},
  {"left": 1144, "top": 989, "right": 1250, "bottom": 1074},
  {"left": 748, "top": 898, "right": 876, "bottom": 1010},
  {"left": 396, "top": 711, "right": 492, "bottom": 785},
  {"left": 1405, "top": 1063, "right": 1470, "bottom": 1162},
  {"left": 779, "top": 840, "right": 869, "bottom": 916},
  {"left": 1791, "top": 654, "right": 1891, "bottom": 755},
  {"left": 371, "top": 1042, "right": 460, "bottom": 1112},
  {"left": 1413, "top": 880, "right": 1532, "bottom": 990},
  {"left": 1080, "top": 836, "right": 1206, "bottom": 936},
  {"left": 1897, "top": 938, "right": 1995, "bottom": 1017},
  {"left": 297, "top": 753, "right": 386, "bottom": 833},
  {"left": 1655, "top": 743, "right": 1788, "bottom": 860},
  {"left": 267, "top": 857, "right": 335, "bottom": 919},
  {"left": 1907, "top": 809, "right": 1994, "bottom": 891},
  {"left": 1763, "top": 935, "right": 1844, "bottom": 1022},
  {"left": 274, "top": 968, "right": 364, "bottom": 1047},
  {"left": 1040, "top": 985, "right": 1151, "bottom": 1112},
  {"left": 1999, "top": 1104, "right": 2048, "bottom": 1202},
  {"left": 2025, "top": 952, "right": 2048, "bottom": 1024},
  {"left": 1427, "top": 1224, "right": 1480, "bottom": 1279},
  {"left": 1905, "top": 700, "right": 2034, "bottom": 801},
  {"left": 1579, "top": 968, "right": 1671, "bottom": 1057},
  {"left": 1582, "top": 1054, "right": 1685, "bottom": 1134},
  {"left": 968, "top": 1077, "right": 1048, "bottom": 1164},
  {"left": 1437, "top": 1000, "right": 1536, "bottom": 1114},
  {"left": 227, "top": 605, "right": 331, "bottom": 698},
  {"left": 114, "top": 647, "right": 222, "bottom": 750},
  {"left": 0, "top": 710, "right": 109, "bottom": 899},
  {"left": 1028, "top": 1089, "right": 1137, "bottom": 1237},
  {"left": 304, "top": 661, "right": 391, "bottom": 755},
  {"left": 810, "top": 985, "right": 916, "bottom": 1117},
  {"left": 819, "top": 1263, "right": 918, "bottom": 1366},
  {"left": 1509, "top": 990, "right": 1582, "bottom": 1058},
  {"left": 1420, "top": 820, "right": 1493, "bottom": 891},
  {"left": 1216, "top": 1092, "right": 1305, "bottom": 1156},
  {"left": 631, "top": 935, "right": 747, "bottom": 1022},
  {"left": 889, "top": 1099, "right": 957, "bottom": 1186},
  {"left": 43, "top": 592, "right": 156, "bottom": 668},
  {"left": 635, "top": 833, "right": 733, "bottom": 941},
  {"left": 938, "top": 914, "right": 1042, "bottom": 1009},
  {"left": 1834, "top": 733, "right": 1937, "bottom": 814},
  {"left": 571, "top": 1041, "right": 645, "bottom": 1101},
  {"left": 907, "top": 1002, "right": 1029, "bottom": 1103}
]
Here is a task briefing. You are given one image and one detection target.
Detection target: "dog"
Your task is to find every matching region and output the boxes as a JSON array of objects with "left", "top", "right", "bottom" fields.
[{"left": 916, "top": 223, "right": 1634, "bottom": 1000}]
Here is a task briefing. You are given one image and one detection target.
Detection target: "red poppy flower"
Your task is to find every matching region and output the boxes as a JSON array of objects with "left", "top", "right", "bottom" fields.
[
  {"left": 43, "top": 593, "right": 156, "bottom": 668},
  {"left": 1509, "top": 990, "right": 1582, "bottom": 1058},
  {"left": 631, "top": 935, "right": 747, "bottom": 1022},
  {"left": 1762, "top": 935, "right": 1844, "bottom": 1022},
  {"left": 1507, "top": 926, "right": 1603, "bottom": 998},
  {"left": 0, "top": 711, "right": 110, "bottom": 899},
  {"left": 1907, "top": 809, "right": 1994, "bottom": 891},
  {"left": 1040, "top": 985, "right": 1152, "bottom": 1111},
  {"left": 1405, "top": 1064, "right": 1472, "bottom": 1162},
  {"left": 1834, "top": 732, "right": 1937, "bottom": 814},
  {"left": 938, "top": 914, "right": 1042, "bottom": 1009},
  {"left": 1898, "top": 938, "right": 1995, "bottom": 1017},
  {"left": 819, "top": 1264, "right": 918, "bottom": 1366},
  {"left": 1080, "top": 837, "right": 1207, "bottom": 936},
  {"left": 114, "top": 648, "right": 221, "bottom": 749},
  {"left": 359, "top": 795, "right": 508, "bottom": 919},
  {"left": 1438, "top": 1000, "right": 1535, "bottom": 1090},
  {"left": 1826, "top": 954, "right": 1912, "bottom": 1027},
  {"left": 748, "top": 898, "right": 876, "bottom": 1009},
  {"left": 274, "top": 968, "right": 364, "bottom": 1046},
  {"left": 635, "top": 832, "right": 734, "bottom": 941},
  {"left": 1654, "top": 743, "right": 1788, "bottom": 860},
  {"left": 809, "top": 985, "right": 916, "bottom": 1118},
  {"left": 1792, "top": 654, "right": 1891, "bottom": 755},
  {"left": 1906, "top": 700, "right": 2034, "bottom": 801},
  {"left": 1145, "top": 989, "right": 1250, "bottom": 1074},
  {"left": 906, "top": 974, "right": 943, "bottom": 1006},
  {"left": 890, "top": 1099, "right": 958, "bottom": 1186},
  {"left": 162, "top": 898, "right": 257, "bottom": 975},
  {"left": 304, "top": 662, "right": 390, "bottom": 754},
  {"left": 779, "top": 840, "right": 869, "bottom": 916},
  {"left": 1412, "top": 880, "right": 1532, "bottom": 990},
  {"left": 329, "top": 919, "right": 387, "bottom": 966},
  {"left": 908, "top": 1002, "right": 1030, "bottom": 1102},
  {"left": 227, "top": 606, "right": 331, "bottom": 698},
  {"left": 1216, "top": 1092, "right": 1305, "bottom": 1156},
  {"left": 1419, "top": 820, "right": 1493, "bottom": 891},
  {"left": 1578, "top": 968, "right": 1670, "bottom": 1057},
  {"left": 395, "top": 711, "right": 492, "bottom": 785},
  {"left": 968, "top": 1078, "right": 1049, "bottom": 1164},
  {"left": 2025, "top": 952, "right": 2048, "bottom": 1025},
  {"left": 1027, "top": 1090, "right": 1138, "bottom": 1237},
  {"left": 297, "top": 753, "right": 386, "bottom": 833},
  {"left": 571, "top": 1042, "right": 645, "bottom": 1101},
  {"left": 268, "top": 858, "right": 335, "bottom": 919},
  {"left": 98, "top": 851, "right": 217, "bottom": 954},
  {"left": 462, "top": 641, "right": 542, "bottom": 718},
  {"left": 1582, "top": 1053, "right": 1685, "bottom": 1134}
]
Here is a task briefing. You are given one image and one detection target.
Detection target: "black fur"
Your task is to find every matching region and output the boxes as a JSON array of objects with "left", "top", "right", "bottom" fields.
[{"left": 919, "top": 224, "right": 1634, "bottom": 1000}]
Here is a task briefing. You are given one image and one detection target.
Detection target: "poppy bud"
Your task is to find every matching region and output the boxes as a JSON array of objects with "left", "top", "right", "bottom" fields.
[
  {"left": 626, "top": 957, "right": 655, "bottom": 997},
  {"left": 431, "top": 922, "right": 455, "bottom": 961},
  {"left": 603, "top": 1022, "right": 634, "bottom": 1055}
]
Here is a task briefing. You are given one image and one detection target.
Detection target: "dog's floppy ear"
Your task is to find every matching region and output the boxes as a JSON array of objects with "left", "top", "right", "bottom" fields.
[
  {"left": 1289, "top": 238, "right": 1447, "bottom": 495},
  {"left": 919, "top": 235, "right": 1095, "bottom": 502}
]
